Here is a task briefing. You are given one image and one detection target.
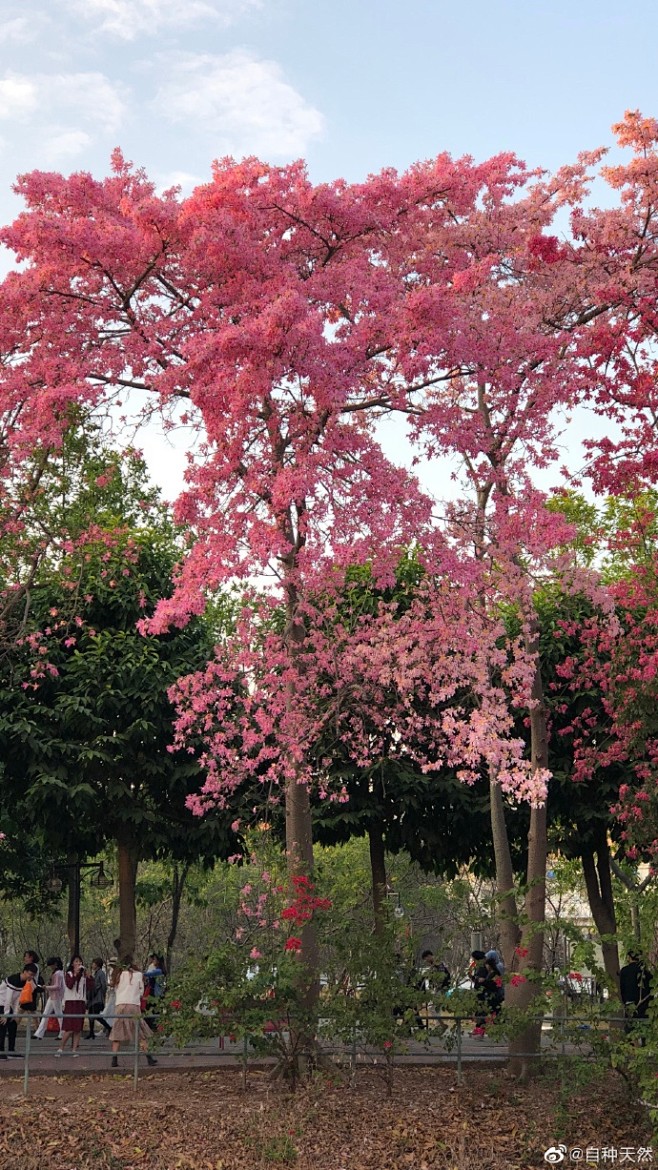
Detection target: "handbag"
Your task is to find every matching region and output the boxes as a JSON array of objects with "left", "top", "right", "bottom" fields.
[
  {"left": 18, "top": 980, "right": 35, "bottom": 1008},
  {"left": 46, "top": 1015, "right": 60, "bottom": 1034}
]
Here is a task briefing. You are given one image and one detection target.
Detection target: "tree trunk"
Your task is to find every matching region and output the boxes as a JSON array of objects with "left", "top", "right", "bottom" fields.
[
  {"left": 507, "top": 651, "right": 549, "bottom": 1081},
  {"left": 610, "top": 858, "right": 653, "bottom": 948},
  {"left": 630, "top": 901, "right": 641, "bottom": 945},
  {"left": 489, "top": 777, "right": 521, "bottom": 969},
  {"left": 285, "top": 758, "right": 319, "bottom": 983},
  {"left": 368, "top": 822, "right": 388, "bottom": 936},
  {"left": 166, "top": 861, "right": 191, "bottom": 976},
  {"left": 283, "top": 577, "right": 321, "bottom": 1080},
  {"left": 116, "top": 829, "right": 139, "bottom": 960},
  {"left": 581, "top": 830, "right": 620, "bottom": 996}
]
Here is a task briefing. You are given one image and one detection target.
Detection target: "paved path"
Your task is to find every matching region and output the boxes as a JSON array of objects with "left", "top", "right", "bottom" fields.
[{"left": 0, "top": 1025, "right": 584, "bottom": 1079}]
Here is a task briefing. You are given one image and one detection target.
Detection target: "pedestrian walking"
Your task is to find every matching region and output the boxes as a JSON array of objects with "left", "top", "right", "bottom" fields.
[
  {"left": 109, "top": 955, "right": 157, "bottom": 1069},
  {"left": 86, "top": 958, "right": 109, "bottom": 1039},
  {"left": 34, "top": 957, "right": 65, "bottom": 1040},
  {"left": 0, "top": 964, "right": 38, "bottom": 1058}
]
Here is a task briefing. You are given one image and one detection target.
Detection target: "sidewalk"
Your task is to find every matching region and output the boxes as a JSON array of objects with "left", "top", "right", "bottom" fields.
[{"left": 0, "top": 1025, "right": 581, "bottom": 1079}]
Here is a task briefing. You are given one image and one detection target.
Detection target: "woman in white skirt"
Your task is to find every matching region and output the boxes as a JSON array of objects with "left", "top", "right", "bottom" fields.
[
  {"left": 34, "top": 956, "right": 65, "bottom": 1040},
  {"left": 109, "top": 955, "right": 157, "bottom": 1068}
]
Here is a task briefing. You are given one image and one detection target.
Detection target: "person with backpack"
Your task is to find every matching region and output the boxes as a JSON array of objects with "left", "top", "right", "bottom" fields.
[
  {"left": 0, "top": 963, "right": 38, "bottom": 1058},
  {"left": 143, "top": 954, "right": 166, "bottom": 999},
  {"left": 22, "top": 951, "right": 45, "bottom": 1033}
]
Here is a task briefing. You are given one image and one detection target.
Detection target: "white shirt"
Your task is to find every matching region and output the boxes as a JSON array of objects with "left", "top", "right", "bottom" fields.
[
  {"left": 63, "top": 971, "right": 87, "bottom": 1003},
  {"left": 114, "top": 969, "right": 145, "bottom": 1008},
  {"left": 0, "top": 979, "right": 20, "bottom": 1015}
]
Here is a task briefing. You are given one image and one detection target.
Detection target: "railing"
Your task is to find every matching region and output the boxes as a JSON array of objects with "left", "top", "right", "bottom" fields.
[
  {"left": 2, "top": 1008, "right": 641, "bottom": 1097},
  {"left": 1, "top": 1012, "right": 143, "bottom": 1096}
]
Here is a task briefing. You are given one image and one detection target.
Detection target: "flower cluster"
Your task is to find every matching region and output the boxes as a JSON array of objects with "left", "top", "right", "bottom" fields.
[{"left": 234, "top": 868, "right": 332, "bottom": 961}]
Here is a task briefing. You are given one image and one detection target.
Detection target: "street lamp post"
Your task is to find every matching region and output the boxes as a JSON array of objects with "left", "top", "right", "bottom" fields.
[{"left": 46, "top": 859, "right": 113, "bottom": 956}]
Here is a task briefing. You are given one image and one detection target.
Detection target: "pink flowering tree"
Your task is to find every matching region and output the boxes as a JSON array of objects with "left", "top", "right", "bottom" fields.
[
  {"left": 0, "top": 156, "right": 459, "bottom": 1066},
  {"left": 560, "top": 113, "right": 658, "bottom": 917},
  {"left": 363, "top": 145, "right": 627, "bottom": 1074},
  {"left": 564, "top": 113, "right": 658, "bottom": 496},
  {"left": 0, "top": 151, "right": 558, "bottom": 987},
  {"left": 564, "top": 559, "right": 658, "bottom": 873},
  {"left": 1, "top": 126, "right": 652, "bottom": 1078}
]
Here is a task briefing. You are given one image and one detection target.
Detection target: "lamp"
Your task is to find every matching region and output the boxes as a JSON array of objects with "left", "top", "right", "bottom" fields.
[
  {"left": 88, "top": 861, "right": 113, "bottom": 890},
  {"left": 45, "top": 872, "right": 63, "bottom": 895},
  {"left": 386, "top": 890, "right": 405, "bottom": 919},
  {"left": 44, "top": 858, "right": 113, "bottom": 952}
]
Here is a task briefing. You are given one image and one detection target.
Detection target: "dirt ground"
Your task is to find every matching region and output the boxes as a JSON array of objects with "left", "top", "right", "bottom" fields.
[{"left": 0, "top": 1065, "right": 653, "bottom": 1170}]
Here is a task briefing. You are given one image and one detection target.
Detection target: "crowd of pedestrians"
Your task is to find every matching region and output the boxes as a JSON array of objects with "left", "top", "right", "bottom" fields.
[
  {"left": 1, "top": 940, "right": 654, "bottom": 1066},
  {"left": 0, "top": 944, "right": 166, "bottom": 1066}
]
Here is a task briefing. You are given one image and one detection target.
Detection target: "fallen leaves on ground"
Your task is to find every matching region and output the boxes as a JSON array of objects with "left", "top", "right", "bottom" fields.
[{"left": 0, "top": 1064, "right": 652, "bottom": 1170}]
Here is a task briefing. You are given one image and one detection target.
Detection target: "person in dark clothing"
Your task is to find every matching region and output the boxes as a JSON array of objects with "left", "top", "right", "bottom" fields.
[
  {"left": 142, "top": 954, "right": 166, "bottom": 1030},
  {"left": 469, "top": 950, "right": 489, "bottom": 1037},
  {"left": 86, "top": 958, "right": 109, "bottom": 1038},
  {"left": 620, "top": 950, "right": 653, "bottom": 1039},
  {"left": 481, "top": 957, "right": 505, "bottom": 1019},
  {"left": 433, "top": 960, "right": 452, "bottom": 992}
]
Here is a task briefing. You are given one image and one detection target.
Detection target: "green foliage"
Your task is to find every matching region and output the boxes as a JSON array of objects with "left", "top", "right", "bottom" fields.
[
  {"left": 260, "top": 1134, "right": 298, "bottom": 1165},
  {"left": 316, "top": 920, "right": 429, "bottom": 1055},
  {"left": 0, "top": 427, "right": 245, "bottom": 904},
  {"left": 600, "top": 491, "right": 658, "bottom": 581},
  {"left": 309, "top": 552, "right": 515, "bottom": 880},
  {"left": 160, "top": 860, "right": 336, "bottom": 1085},
  {"left": 546, "top": 491, "right": 600, "bottom": 567}
]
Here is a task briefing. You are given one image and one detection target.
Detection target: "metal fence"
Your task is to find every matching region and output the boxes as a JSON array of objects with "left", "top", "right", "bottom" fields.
[{"left": 2, "top": 1008, "right": 640, "bottom": 1097}]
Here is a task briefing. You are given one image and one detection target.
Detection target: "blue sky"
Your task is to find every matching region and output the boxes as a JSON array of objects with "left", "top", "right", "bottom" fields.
[
  {"left": 0, "top": 0, "right": 654, "bottom": 497},
  {"left": 1, "top": 0, "right": 656, "bottom": 198}
]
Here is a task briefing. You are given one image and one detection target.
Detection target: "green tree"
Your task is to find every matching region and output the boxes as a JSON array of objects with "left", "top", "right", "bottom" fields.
[{"left": 0, "top": 431, "right": 244, "bottom": 957}]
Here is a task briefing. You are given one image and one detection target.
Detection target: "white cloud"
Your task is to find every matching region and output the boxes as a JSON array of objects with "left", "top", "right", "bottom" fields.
[
  {"left": 0, "top": 76, "right": 39, "bottom": 120},
  {"left": 153, "top": 50, "right": 325, "bottom": 158},
  {"left": 0, "top": 17, "right": 36, "bottom": 45},
  {"left": 0, "top": 70, "right": 126, "bottom": 162},
  {"left": 155, "top": 170, "right": 205, "bottom": 196},
  {"left": 44, "top": 129, "right": 93, "bottom": 162},
  {"left": 63, "top": 0, "right": 262, "bottom": 40},
  {"left": 46, "top": 73, "right": 126, "bottom": 135}
]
